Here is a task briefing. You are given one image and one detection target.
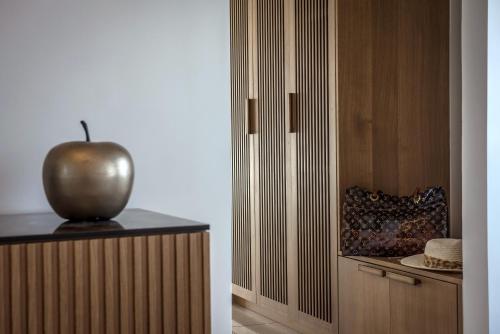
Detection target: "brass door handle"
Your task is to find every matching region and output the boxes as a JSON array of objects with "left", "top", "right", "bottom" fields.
[
  {"left": 246, "top": 98, "right": 257, "bottom": 135},
  {"left": 358, "top": 265, "right": 385, "bottom": 277},
  {"left": 387, "top": 272, "right": 420, "bottom": 286},
  {"left": 288, "top": 93, "right": 297, "bottom": 133}
]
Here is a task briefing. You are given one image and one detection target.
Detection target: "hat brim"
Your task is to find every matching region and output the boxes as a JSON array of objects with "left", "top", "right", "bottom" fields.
[{"left": 400, "top": 254, "right": 462, "bottom": 273}]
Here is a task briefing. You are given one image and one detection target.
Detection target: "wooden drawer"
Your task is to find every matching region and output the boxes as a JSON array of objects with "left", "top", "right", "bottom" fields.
[{"left": 339, "top": 257, "right": 460, "bottom": 334}]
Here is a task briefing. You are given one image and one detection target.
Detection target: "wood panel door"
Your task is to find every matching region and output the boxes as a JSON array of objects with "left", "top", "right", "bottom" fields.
[
  {"left": 389, "top": 272, "right": 458, "bottom": 334},
  {"left": 253, "top": 0, "right": 289, "bottom": 309},
  {"left": 291, "top": 0, "right": 336, "bottom": 326},
  {"left": 338, "top": 257, "right": 390, "bottom": 334},
  {"left": 339, "top": 257, "right": 460, "bottom": 334},
  {"left": 231, "top": 0, "right": 257, "bottom": 301}
]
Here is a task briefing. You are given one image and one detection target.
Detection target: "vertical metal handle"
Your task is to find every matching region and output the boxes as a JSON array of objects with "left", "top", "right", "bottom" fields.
[
  {"left": 246, "top": 98, "right": 257, "bottom": 135},
  {"left": 288, "top": 93, "right": 297, "bottom": 133}
]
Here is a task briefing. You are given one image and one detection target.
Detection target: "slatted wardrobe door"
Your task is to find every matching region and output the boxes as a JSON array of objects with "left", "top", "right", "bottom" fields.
[
  {"left": 255, "top": 0, "right": 288, "bottom": 306},
  {"left": 295, "top": 0, "right": 332, "bottom": 323},
  {"left": 230, "top": 0, "right": 254, "bottom": 297}
]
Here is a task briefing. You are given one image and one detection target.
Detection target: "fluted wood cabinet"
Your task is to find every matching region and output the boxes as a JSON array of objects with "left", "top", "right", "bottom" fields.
[
  {"left": 0, "top": 233, "right": 211, "bottom": 334},
  {"left": 231, "top": 0, "right": 457, "bottom": 333}
]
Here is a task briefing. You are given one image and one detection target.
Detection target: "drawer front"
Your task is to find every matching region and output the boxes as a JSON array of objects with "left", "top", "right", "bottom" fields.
[{"left": 338, "top": 257, "right": 390, "bottom": 334}]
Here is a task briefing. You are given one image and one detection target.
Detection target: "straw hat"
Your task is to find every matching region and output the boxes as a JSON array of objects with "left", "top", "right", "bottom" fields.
[{"left": 400, "top": 239, "right": 462, "bottom": 272}]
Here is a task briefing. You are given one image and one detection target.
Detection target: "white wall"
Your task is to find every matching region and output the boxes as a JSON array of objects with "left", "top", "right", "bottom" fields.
[
  {"left": 489, "top": 0, "right": 500, "bottom": 332},
  {"left": 462, "top": 0, "right": 489, "bottom": 333},
  {"left": 0, "top": 0, "right": 231, "bottom": 332}
]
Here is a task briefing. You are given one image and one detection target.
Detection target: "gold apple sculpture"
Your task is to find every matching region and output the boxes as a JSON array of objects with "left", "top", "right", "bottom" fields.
[{"left": 43, "top": 121, "right": 134, "bottom": 221}]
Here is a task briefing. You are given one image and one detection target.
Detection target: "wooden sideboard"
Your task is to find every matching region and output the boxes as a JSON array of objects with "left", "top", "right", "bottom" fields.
[
  {"left": 0, "top": 209, "right": 211, "bottom": 334},
  {"left": 338, "top": 256, "right": 462, "bottom": 334}
]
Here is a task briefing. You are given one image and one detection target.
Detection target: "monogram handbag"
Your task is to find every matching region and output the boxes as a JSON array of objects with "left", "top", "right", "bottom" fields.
[{"left": 341, "top": 186, "right": 448, "bottom": 257}]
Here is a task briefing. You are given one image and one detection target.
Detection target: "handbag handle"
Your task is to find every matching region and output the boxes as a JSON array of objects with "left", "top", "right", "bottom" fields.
[{"left": 412, "top": 187, "right": 422, "bottom": 204}]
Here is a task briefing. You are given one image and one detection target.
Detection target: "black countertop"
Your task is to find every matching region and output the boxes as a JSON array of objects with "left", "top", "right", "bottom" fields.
[{"left": 0, "top": 209, "right": 209, "bottom": 245}]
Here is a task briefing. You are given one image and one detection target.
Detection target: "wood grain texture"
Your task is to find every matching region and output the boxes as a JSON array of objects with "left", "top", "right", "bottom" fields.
[
  {"left": 43, "top": 242, "right": 59, "bottom": 334},
  {"left": 148, "top": 235, "right": 163, "bottom": 334},
  {"left": 339, "top": 256, "right": 460, "bottom": 334},
  {"left": 133, "top": 236, "right": 149, "bottom": 334},
  {"left": 11, "top": 244, "right": 27, "bottom": 334},
  {"left": 0, "top": 246, "right": 11, "bottom": 334},
  {"left": 348, "top": 256, "right": 462, "bottom": 285},
  {"left": 231, "top": 0, "right": 255, "bottom": 296},
  {"left": 449, "top": 0, "right": 462, "bottom": 238},
  {"left": 389, "top": 271, "right": 458, "bottom": 334},
  {"left": 337, "top": 0, "right": 451, "bottom": 234},
  {"left": 119, "top": 237, "right": 135, "bottom": 334},
  {"left": 338, "top": 257, "right": 390, "bottom": 334},
  {"left": 104, "top": 238, "right": 120, "bottom": 334},
  {"left": 90, "top": 239, "right": 105, "bottom": 334},
  {"left": 162, "top": 234, "right": 177, "bottom": 333},
  {"left": 295, "top": 0, "right": 332, "bottom": 323},
  {"left": 58, "top": 241, "right": 75, "bottom": 334},
  {"left": 255, "top": 0, "right": 288, "bottom": 306},
  {"left": 176, "top": 234, "right": 191, "bottom": 334},
  {"left": 190, "top": 233, "right": 204, "bottom": 334},
  {"left": 74, "top": 240, "right": 90, "bottom": 334},
  {"left": 27, "top": 243, "right": 43, "bottom": 334},
  {"left": 0, "top": 233, "right": 211, "bottom": 334},
  {"left": 231, "top": 0, "right": 338, "bottom": 331},
  {"left": 202, "top": 233, "right": 211, "bottom": 334}
]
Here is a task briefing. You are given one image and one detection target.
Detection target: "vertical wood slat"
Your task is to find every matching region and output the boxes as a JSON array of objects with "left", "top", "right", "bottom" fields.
[
  {"left": 27, "top": 243, "right": 43, "bottom": 334},
  {"left": 0, "top": 232, "right": 210, "bottom": 334},
  {"left": 0, "top": 246, "right": 11, "bottom": 334},
  {"left": 162, "top": 234, "right": 177, "bottom": 333},
  {"left": 190, "top": 233, "right": 204, "bottom": 334},
  {"left": 104, "top": 238, "right": 120, "bottom": 334},
  {"left": 134, "top": 237, "right": 149, "bottom": 334},
  {"left": 295, "top": 0, "right": 332, "bottom": 323},
  {"left": 230, "top": 0, "right": 254, "bottom": 294},
  {"left": 256, "top": 0, "right": 288, "bottom": 305},
  {"left": 176, "top": 234, "right": 191, "bottom": 334},
  {"left": 148, "top": 235, "right": 163, "bottom": 334},
  {"left": 119, "top": 237, "right": 135, "bottom": 334},
  {"left": 203, "top": 233, "right": 211, "bottom": 334},
  {"left": 90, "top": 239, "right": 105, "bottom": 334},
  {"left": 43, "top": 243, "right": 59, "bottom": 334},
  {"left": 11, "top": 244, "right": 27, "bottom": 334},
  {"left": 74, "top": 240, "right": 90, "bottom": 334},
  {"left": 58, "top": 241, "right": 75, "bottom": 334}
]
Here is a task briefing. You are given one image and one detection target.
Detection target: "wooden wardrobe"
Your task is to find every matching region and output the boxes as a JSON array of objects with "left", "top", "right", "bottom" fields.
[
  {"left": 231, "top": 0, "right": 337, "bottom": 332},
  {"left": 231, "top": 0, "right": 459, "bottom": 333}
]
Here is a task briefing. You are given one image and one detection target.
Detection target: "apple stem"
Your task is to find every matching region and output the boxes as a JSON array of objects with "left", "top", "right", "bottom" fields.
[{"left": 80, "top": 121, "right": 91, "bottom": 142}]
